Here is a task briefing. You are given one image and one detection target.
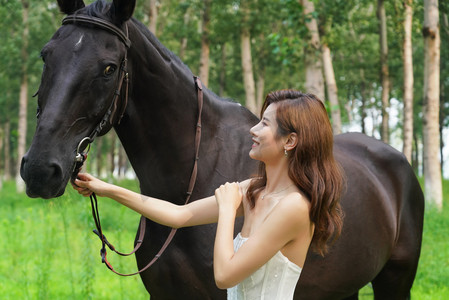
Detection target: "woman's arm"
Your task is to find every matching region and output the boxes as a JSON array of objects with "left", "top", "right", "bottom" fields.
[
  {"left": 73, "top": 173, "right": 244, "bottom": 228},
  {"left": 213, "top": 189, "right": 311, "bottom": 289}
]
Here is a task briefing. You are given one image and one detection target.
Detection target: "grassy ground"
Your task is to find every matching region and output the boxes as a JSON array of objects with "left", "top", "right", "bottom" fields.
[
  {"left": 0, "top": 179, "right": 148, "bottom": 300},
  {"left": 0, "top": 178, "right": 448, "bottom": 299}
]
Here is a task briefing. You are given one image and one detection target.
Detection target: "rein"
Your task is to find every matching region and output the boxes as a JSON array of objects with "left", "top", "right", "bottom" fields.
[{"left": 67, "top": 14, "right": 205, "bottom": 276}]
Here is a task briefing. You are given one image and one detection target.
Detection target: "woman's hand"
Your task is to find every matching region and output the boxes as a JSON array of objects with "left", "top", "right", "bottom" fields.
[
  {"left": 214, "top": 182, "right": 242, "bottom": 213},
  {"left": 72, "top": 173, "right": 111, "bottom": 197}
]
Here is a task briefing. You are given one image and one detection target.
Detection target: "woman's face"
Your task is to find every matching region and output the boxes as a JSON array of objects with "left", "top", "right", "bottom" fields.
[{"left": 249, "top": 103, "right": 285, "bottom": 163}]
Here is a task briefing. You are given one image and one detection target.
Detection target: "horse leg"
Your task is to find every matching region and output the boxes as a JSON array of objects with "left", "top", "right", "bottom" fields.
[
  {"left": 371, "top": 222, "right": 421, "bottom": 299},
  {"left": 372, "top": 178, "right": 423, "bottom": 300},
  {"left": 371, "top": 233, "right": 418, "bottom": 300},
  {"left": 371, "top": 259, "right": 412, "bottom": 300}
]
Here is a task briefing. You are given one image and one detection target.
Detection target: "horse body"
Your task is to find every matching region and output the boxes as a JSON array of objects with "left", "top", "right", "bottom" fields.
[
  {"left": 297, "top": 133, "right": 424, "bottom": 299},
  {"left": 20, "top": 1, "right": 424, "bottom": 299}
]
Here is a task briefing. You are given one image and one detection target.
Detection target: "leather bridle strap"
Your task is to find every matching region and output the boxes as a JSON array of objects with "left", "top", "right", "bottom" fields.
[
  {"left": 62, "top": 15, "right": 131, "bottom": 48},
  {"left": 62, "top": 14, "right": 130, "bottom": 137},
  {"left": 90, "top": 76, "right": 204, "bottom": 276}
]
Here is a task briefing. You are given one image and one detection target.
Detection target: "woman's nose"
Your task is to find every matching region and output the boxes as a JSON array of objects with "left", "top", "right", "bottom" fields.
[{"left": 250, "top": 124, "right": 258, "bottom": 136}]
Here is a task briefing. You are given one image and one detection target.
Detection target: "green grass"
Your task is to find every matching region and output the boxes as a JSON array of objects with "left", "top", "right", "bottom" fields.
[
  {"left": 0, "top": 178, "right": 448, "bottom": 299},
  {"left": 410, "top": 180, "right": 449, "bottom": 300},
  {"left": 0, "top": 179, "right": 147, "bottom": 299}
]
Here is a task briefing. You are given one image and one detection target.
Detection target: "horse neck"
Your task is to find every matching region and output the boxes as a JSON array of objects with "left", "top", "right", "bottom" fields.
[{"left": 114, "top": 20, "right": 205, "bottom": 199}]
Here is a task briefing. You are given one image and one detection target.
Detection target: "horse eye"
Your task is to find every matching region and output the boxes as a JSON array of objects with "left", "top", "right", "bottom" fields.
[{"left": 104, "top": 65, "right": 116, "bottom": 76}]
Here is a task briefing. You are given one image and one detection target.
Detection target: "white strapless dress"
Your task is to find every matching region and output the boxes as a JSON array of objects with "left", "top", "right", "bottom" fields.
[{"left": 227, "top": 233, "right": 302, "bottom": 300}]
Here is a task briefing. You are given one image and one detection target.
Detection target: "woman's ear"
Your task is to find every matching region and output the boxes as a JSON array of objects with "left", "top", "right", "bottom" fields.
[{"left": 284, "top": 133, "right": 298, "bottom": 151}]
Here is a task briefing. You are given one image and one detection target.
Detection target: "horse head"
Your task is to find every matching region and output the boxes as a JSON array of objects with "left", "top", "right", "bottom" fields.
[{"left": 20, "top": 0, "right": 136, "bottom": 198}]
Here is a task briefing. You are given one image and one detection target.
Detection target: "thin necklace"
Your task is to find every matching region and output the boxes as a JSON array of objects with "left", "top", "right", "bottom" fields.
[{"left": 261, "top": 184, "right": 294, "bottom": 200}]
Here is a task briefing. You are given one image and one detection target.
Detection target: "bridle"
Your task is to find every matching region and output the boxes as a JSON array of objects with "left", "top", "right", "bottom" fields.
[
  {"left": 65, "top": 14, "right": 204, "bottom": 276},
  {"left": 63, "top": 14, "right": 131, "bottom": 160}
]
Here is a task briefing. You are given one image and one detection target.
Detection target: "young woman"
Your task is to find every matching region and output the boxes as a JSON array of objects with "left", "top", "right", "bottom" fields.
[{"left": 73, "top": 89, "right": 344, "bottom": 299}]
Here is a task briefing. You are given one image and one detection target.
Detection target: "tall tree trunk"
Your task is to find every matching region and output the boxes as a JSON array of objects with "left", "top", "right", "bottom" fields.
[
  {"left": 240, "top": 0, "right": 257, "bottom": 114},
  {"left": 255, "top": 33, "right": 266, "bottom": 113},
  {"left": 300, "top": 0, "right": 325, "bottom": 102},
  {"left": 219, "top": 43, "right": 227, "bottom": 97},
  {"left": 377, "top": 0, "right": 390, "bottom": 143},
  {"left": 360, "top": 79, "right": 368, "bottom": 134},
  {"left": 402, "top": 0, "right": 414, "bottom": 163},
  {"left": 423, "top": 0, "right": 442, "bottom": 210},
  {"left": 255, "top": 68, "right": 265, "bottom": 114},
  {"left": 322, "top": 44, "right": 341, "bottom": 134},
  {"left": 179, "top": 6, "right": 191, "bottom": 60},
  {"left": 147, "top": 0, "right": 158, "bottom": 35},
  {"left": 4, "top": 121, "right": 11, "bottom": 180},
  {"left": 198, "top": 0, "right": 211, "bottom": 86},
  {"left": 16, "top": 0, "right": 29, "bottom": 192}
]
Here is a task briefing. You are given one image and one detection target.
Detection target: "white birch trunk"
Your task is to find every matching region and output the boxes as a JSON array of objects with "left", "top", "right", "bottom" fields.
[
  {"left": 16, "top": 0, "right": 29, "bottom": 192},
  {"left": 256, "top": 70, "right": 265, "bottom": 115},
  {"left": 148, "top": 0, "right": 158, "bottom": 34},
  {"left": 322, "top": 44, "right": 341, "bottom": 134},
  {"left": 402, "top": 0, "right": 414, "bottom": 164},
  {"left": 423, "top": 0, "right": 442, "bottom": 210},
  {"left": 300, "top": 0, "right": 325, "bottom": 102},
  {"left": 377, "top": 0, "right": 390, "bottom": 144},
  {"left": 179, "top": 7, "right": 191, "bottom": 60},
  {"left": 241, "top": 29, "right": 256, "bottom": 114},
  {"left": 198, "top": 0, "right": 211, "bottom": 87}
]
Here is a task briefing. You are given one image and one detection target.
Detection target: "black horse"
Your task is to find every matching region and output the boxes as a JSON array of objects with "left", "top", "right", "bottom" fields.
[{"left": 20, "top": 0, "right": 424, "bottom": 299}]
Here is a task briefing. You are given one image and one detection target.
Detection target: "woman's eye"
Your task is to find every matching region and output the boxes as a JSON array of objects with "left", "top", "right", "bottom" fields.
[{"left": 104, "top": 65, "right": 116, "bottom": 76}]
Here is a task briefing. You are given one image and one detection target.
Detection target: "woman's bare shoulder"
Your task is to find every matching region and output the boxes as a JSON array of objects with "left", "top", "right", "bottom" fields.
[{"left": 274, "top": 192, "right": 311, "bottom": 222}]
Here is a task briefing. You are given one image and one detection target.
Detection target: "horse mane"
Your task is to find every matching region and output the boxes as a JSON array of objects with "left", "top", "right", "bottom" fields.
[
  {"left": 129, "top": 15, "right": 240, "bottom": 105},
  {"left": 78, "top": 0, "right": 241, "bottom": 107}
]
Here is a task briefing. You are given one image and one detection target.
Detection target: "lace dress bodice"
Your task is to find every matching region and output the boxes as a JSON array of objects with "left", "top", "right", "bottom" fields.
[{"left": 227, "top": 233, "right": 302, "bottom": 300}]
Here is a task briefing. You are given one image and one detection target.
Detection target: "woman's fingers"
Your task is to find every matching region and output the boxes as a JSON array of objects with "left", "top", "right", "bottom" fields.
[{"left": 71, "top": 173, "right": 94, "bottom": 197}]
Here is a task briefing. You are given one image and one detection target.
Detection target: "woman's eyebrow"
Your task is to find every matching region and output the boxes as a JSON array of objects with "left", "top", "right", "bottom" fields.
[{"left": 262, "top": 116, "right": 271, "bottom": 123}]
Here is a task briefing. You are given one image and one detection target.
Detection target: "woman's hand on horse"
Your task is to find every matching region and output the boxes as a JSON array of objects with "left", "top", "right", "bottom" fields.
[
  {"left": 215, "top": 182, "right": 242, "bottom": 213},
  {"left": 72, "top": 173, "right": 110, "bottom": 197}
]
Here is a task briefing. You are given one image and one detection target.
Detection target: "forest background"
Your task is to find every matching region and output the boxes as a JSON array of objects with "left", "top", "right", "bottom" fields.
[
  {"left": 1, "top": 0, "right": 448, "bottom": 209},
  {"left": 0, "top": 0, "right": 448, "bottom": 299}
]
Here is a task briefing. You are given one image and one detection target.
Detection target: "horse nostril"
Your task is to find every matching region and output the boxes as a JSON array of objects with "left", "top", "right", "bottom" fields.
[
  {"left": 20, "top": 155, "right": 29, "bottom": 180},
  {"left": 49, "top": 162, "right": 64, "bottom": 182}
]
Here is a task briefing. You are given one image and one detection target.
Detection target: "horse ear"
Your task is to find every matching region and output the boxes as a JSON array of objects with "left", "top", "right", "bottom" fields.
[
  {"left": 57, "top": 0, "right": 85, "bottom": 15},
  {"left": 110, "top": 0, "right": 136, "bottom": 24}
]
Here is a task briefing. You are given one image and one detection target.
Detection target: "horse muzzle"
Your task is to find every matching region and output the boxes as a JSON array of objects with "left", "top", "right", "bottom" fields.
[{"left": 20, "top": 153, "right": 66, "bottom": 199}]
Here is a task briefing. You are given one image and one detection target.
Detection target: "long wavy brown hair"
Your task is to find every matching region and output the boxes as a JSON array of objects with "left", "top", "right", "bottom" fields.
[{"left": 246, "top": 90, "right": 345, "bottom": 256}]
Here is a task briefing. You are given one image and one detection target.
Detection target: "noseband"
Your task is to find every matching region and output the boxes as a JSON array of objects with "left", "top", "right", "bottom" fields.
[{"left": 64, "top": 14, "right": 204, "bottom": 276}]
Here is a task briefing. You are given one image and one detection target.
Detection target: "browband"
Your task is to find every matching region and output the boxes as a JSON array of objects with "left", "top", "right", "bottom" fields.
[{"left": 62, "top": 14, "right": 131, "bottom": 48}]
